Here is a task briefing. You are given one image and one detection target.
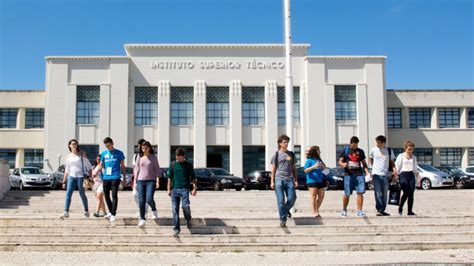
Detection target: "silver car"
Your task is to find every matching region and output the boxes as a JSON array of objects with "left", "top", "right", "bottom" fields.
[
  {"left": 417, "top": 164, "right": 454, "bottom": 190},
  {"left": 10, "top": 167, "right": 53, "bottom": 190}
]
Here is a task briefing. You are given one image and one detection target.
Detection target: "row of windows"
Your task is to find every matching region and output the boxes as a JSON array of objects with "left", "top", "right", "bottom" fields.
[
  {"left": 0, "top": 149, "right": 44, "bottom": 169},
  {"left": 388, "top": 107, "right": 474, "bottom": 129},
  {"left": 0, "top": 108, "right": 44, "bottom": 129}
]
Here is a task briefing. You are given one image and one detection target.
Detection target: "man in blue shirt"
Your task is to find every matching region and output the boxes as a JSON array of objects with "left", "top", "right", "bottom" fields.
[{"left": 95, "top": 137, "right": 126, "bottom": 223}]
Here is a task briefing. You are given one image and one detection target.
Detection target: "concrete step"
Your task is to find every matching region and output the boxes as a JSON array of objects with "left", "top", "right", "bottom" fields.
[
  {"left": 1, "top": 241, "right": 473, "bottom": 252},
  {"left": 0, "top": 232, "right": 472, "bottom": 244}
]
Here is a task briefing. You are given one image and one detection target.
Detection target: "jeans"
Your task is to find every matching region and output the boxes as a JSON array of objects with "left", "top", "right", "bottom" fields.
[
  {"left": 137, "top": 180, "right": 157, "bottom": 220},
  {"left": 343, "top": 174, "right": 366, "bottom": 196},
  {"left": 373, "top": 175, "right": 389, "bottom": 212},
  {"left": 103, "top": 179, "right": 120, "bottom": 216},
  {"left": 64, "top": 176, "right": 88, "bottom": 212},
  {"left": 274, "top": 178, "right": 297, "bottom": 222},
  {"left": 399, "top": 171, "right": 415, "bottom": 213},
  {"left": 171, "top": 188, "right": 191, "bottom": 231}
]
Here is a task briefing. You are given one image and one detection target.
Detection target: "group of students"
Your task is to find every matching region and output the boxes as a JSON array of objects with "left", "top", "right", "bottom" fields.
[
  {"left": 59, "top": 137, "right": 197, "bottom": 236},
  {"left": 59, "top": 133, "right": 419, "bottom": 231},
  {"left": 271, "top": 134, "right": 418, "bottom": 227}
]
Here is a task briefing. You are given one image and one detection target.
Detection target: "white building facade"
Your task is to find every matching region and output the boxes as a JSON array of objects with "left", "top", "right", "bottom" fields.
[{"left": 0, "top": 43, "right": 473, "bottom": 175}]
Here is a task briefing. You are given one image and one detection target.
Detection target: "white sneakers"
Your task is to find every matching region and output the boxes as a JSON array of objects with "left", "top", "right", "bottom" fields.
[
  {"left": 59, "top": 211, "right": 69, "bottom": 219},
  {"left": 138, "top": 219, "right": 146, "bottom": 227},
  {"left": 109, "top": 215, "right": 116, "bottom": 223},
  {"left": 84, "top": 211, "right": 90, "bottom": 218},
  {"left": 152, "top": 211, "right": 158, "bottom": 219}
]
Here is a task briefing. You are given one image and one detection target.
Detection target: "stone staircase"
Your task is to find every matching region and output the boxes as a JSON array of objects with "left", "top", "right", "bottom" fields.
[{"left": 0, "top": 189, "right": 472, "bottom": 252}]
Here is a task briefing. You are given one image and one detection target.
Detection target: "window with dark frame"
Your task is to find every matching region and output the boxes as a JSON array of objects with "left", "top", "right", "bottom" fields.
[
  {"left": 438, "top": 108, "right": 460, "bottom": 128},
  {"left": 135, "top": 87, "right": 158, "bottom": 125},
  {"left": 242, "top": 87, "right": 265, "bottom": 126},
  {"left": 76, "top": 86, "right": 100, "bottom": 125},
  {"left": 24, "top": 149, "right": 44, "bottom": 169},
  {"left": 206, "top": 87, "right": 229, "bottom": 125},
  {"left": 25, "top": 108, "right": 44, "bottom": 129},
  {"left": 0, "top": 149, "right": 16, "bottom": 169},
  {"left": 171, "top": 87, "right": 194, "bottom": 125},
  {"left": 409, "top": 108, "right": 431, "bottom": 128},
  {"left": 335, "top": 85, "right": 357, "bottom": 123},
  {"left": 440, "top": 148, "right": 462, "bottom": 167},
  {"left": 387, "top": 108, "right": 402, "bottom": 129},
  {"left": 277, "top": 87, "right": 300, "bottom": 125},
  {"left": 414, "top": 148, "right": 433, "bottom": 165},
  {"left": 0, "top": 108, "right": 17, "bottom": 128}
]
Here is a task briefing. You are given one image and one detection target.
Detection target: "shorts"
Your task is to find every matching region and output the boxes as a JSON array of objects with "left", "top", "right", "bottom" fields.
[
  {"left": 93, "top": 183, "right": 104, "bottom": 194},
  {"left": 307, "top": 182, "right": 326, "bottom": 189},
  {"left": 344, "top": 175, "right": 365, "bottom": 196}
]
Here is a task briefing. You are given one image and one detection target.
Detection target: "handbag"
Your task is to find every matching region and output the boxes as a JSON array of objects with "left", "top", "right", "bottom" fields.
[{"left": 388, "top": 182, "right": 401, "bottom": 206}]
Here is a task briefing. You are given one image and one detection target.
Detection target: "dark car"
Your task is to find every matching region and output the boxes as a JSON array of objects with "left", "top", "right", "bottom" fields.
[
  {"left": 118, "top": 167, "right": 133, "bottom": 191},
  {"left": 437, "top": 166, "right": 474, "bottom": 189},
  {"left": 194, "top": 168, "right": 244, "bottom": 191},
  {"left": 327, "top": 168, "right": 345, "bottom": 190},
  {"left": 244, "top": 170, "right": 271, "bottom": 190},
  {"left": 158, "top": 167, "right": 169, "bottom": 190},
  {"left": 295, "top": 167, "right": 307, "bottom": 190}
]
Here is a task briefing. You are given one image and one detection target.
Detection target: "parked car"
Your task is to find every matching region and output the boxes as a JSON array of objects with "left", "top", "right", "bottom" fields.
[
  {"left": 51, "top": 164, "right": 66, "bottom": 190},
  {"left": 295, "top": 167, "right": 307, "bottom": 190},
  {"left": 194, "top": 168, "right": 244, "bottom": 191},
  {"left": 158, "top": 167, "right": 169, "bottom": 190},
  {"left": 456, "top": 166, "right": 474, "bottom": 189},
  {"left": 437, "top": 166, "right": 473, "bottom": 189},
  {"left": 244, "top": 170, "right": 271, "bottom": 190},
  {"left": 10, "top": 167, "right": 53, "bottom": 190},
  {"left": 327, "top": 168, "right": 345, "bottom": 190},
  {"left": 118, "top": 167, "right": 134, "bottom": 191},
  {"left": 417, "top": 164, "right": 454, "bottom": 190}
]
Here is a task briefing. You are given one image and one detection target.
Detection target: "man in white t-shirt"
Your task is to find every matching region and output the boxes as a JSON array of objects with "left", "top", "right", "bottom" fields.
[{"left": 369, "top": 135, "right": 396, "bottom": 216}]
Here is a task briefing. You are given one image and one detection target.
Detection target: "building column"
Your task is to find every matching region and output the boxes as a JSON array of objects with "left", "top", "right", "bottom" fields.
[
  {"left": 460, "top": 107, "right": 468, "bottom": 129},
  {"left": 402, "top": 107, "right": 410, "bottom": 129},
  {"left": 356, "top": 83, "right": 369, "bottom": 153},
  {"left": 194, "top": 80, "right": 207, "bottom": 168},
  {"left": 325, "top": 84, "right": 336, "bottom": 167},
  {"left": 64, "top": 84, "right": 77, "bottom": 143},
  {"left": 431, "top": 108, "right": 438, "bottom": 129},
  {"left": 265, "top": 81, "right": 278, "bottom": 171},
  {"left": 99, "top": 84, "right": 111, "bottom": 142},
  {"left": 433, "top": 148, "right": 441, "bottom": 167},
  {"left": 18, "top": 108, "right": 26, "bottom": 129},
  {"left": 16, "top": 149, "right": 24, "bottom": 168},
  {"left": 158, "top": 80, "right": 171, "bottom": 167},
  {"left": 229, "top": 80, "right": 243, "bottom": 177},
  {"left": 461, "top": 148, "right": 469, "bottom": 168}
]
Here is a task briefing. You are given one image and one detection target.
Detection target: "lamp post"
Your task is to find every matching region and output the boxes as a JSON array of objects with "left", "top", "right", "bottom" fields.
[{"left": 284, "top": 0, "right": 294, "bottom": 151}]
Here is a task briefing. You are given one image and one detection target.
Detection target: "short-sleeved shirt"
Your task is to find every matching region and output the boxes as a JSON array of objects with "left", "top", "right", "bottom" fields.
[
  {"left": 369, "top": 147, "right": 395, "bottom": 176},
  {"left": 100, "top": 149, "right": 125, "bottom": 181},
  {"left": 271, "top": 150, "right": 295, "bottom": 180},
  {"left": 304, "top": 158, "right": 324, "bottom": 184},
  {"left": 339, "top": 147, "right": 366, "bottom": 176}
]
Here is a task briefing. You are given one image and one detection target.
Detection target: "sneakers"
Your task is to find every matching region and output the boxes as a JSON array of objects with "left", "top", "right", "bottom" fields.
[
  {"left": 138, "top": 219, "right": 145, "bottom": 228},
  {"left": 152, "top": 211, "right": 158, "bottom": 220},
  {"left": 407, "top": 211, "right": 417, "bottom": 216},
  {"left": 84, "top": 211, "right": 90, "bottom": 218},
  {"left": 341, "top": 209, "right": 348, "bottom": 217},
  {"left": 382, "top": 212, "right": 391, "bottom": 216},
  {"left": 279, "top": 221, "right": 286, "bottom": 228},
  {"left": 357, "top": 211, "right": 366, "bottom": 217},
  {"left": 109, "top": 215, "right": 116, "bottom": 223},
  {"left": 376, "top": 212, "right": 383, "bottom": 216},
  {"left": 59, "top": 211, "right": 69, "bottom": 219},
  {"left": 173, "top": 229, "right": 180, "bottom": 236},
  {"left": 105, "top": 213, "right": 112, "bottom": 219}
]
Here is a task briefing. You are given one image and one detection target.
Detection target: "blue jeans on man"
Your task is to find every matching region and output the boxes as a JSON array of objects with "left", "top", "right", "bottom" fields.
[
  {"left": 64, "top": 176, "right": 88, "bottom": 212},
  {"left": 373, "top": 174, "right": 389, "bottom": 213},
  {"left": 274, "top": 178, "right": 297, "bottom": 223},
  {"left": 171, "top": 188, "right": 191, "bottom": 232},
  {"left": 343, "top": 175, "right": 366, "bottom": 196},
  {"left": 137, "top": 180, "right": 157, "bottom": 220}
]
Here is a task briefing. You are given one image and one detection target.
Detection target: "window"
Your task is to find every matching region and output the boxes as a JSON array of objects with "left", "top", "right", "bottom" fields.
[
  {"left": 277, "top": 87, "right": 300, "bottom": 125},
  {"left": 242, "top": 87, "right": 265, "bottom": 126},
  {"left": 135, "top": 87, "right": 158, "bottom": 125},
  {"left": 335, "top": 85, "right": 357, "bottom": 123},
  {"left": 392, "top": 148, "right": 404, "bottom": 157},
  {"left": 409, "top": 108, "right": 431, "bottom": 128},
  {"left": 207, "top": 146, "right": 230, "bottom": 172},
  {"left": 413, "top": 148, "right": 433, "bottom": 165},
  {"left": 0, "top": 108, "right": 17, "bottom": 128},
  {"left": 387, "top": 108, "right": 402, "bottom": 129},
  {"left": 439, "top": 108, "right": 460, "bottom": 128},
  {"left": 170, "top": 146, "right": 194, "bottom": 164},
  {"left": 25, "top": 108, "right": 44, "bottom": 129},
  {"left": 76, "top": 86, "right": 100, "bottom": 125},
  {"left": 294, "top": 145, "right": 301, "bottom": 166},
  {"left": 0, "top": 149, "right": 16, "bottom": 169},
  {"left": 24, "top": 149, "right": 43, "bottom": 169},
  {"left": 243, "top": 146, "right": 265, "bottom": 176},
  {"left": 171, "top": 87, "right": 193, "bottom": 125},
  {"left": 468, "top": 108, "right": 474, "bottom": 128},
  {"left": 470, "top": 148, "right": 474, "bottom": 166},
  {"left": 78, "top": 145, "right": 99, "bottom": 165},
  {"left": 207, "top": 87, "right": 229, "bottom": 125},
  {"left": 440, "top": 148, "right": 462, "bottom": 167}
]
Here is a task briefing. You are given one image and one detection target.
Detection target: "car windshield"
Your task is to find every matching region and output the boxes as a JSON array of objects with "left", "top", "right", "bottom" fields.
[
  {"left": 22, "top": 168, "right": 44, "bottom": 175},
  {"left": 211, "top": 169, "right": 231, "bottom": 175},
  {"left": 330, "top": 168, "right": 344, "bottom": 175},
  {"left": 450, "top": 168, "right": 462, "bottom": 174},
  {"left": 418, "top": 164, "right": 440, "bottom": 172}
]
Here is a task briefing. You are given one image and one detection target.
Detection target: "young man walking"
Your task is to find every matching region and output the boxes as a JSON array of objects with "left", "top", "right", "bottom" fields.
[
  {"left": 167, "top": 148, "right": 197, "bottom": 236},
  {"left": 369, "top": 135, "right": 396, "bottom": 216},
  {"left": 271, "top": 134, "right": 298, "bottom": 227},
  {"left": 93, "top": 137, "right": 126, "bottom": 223},
  {"left": 339, "top": 136, "right": 370, "bottom": 217}
]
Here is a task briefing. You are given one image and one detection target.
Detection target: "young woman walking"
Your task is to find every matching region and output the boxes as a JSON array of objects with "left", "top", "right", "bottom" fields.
[
  {"left": 303, "top": 146, "right": 328, "bottom": 217},
  {"left": 92, "top": 154, "right": 106, "bottom": 217},
  {"left": 395, "top": 140, "right": 418, "bottom": 216}
]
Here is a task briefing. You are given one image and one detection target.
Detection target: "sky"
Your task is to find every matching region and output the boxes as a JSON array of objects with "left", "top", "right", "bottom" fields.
[{"left": 0, "top": 0, "right": 472, "bottom": 90}]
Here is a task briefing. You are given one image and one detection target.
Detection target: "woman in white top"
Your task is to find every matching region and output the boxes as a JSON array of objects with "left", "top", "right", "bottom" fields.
[
  {"left": 60, "top": 139, "right": 92, "bottom": 219},
  {"left": 92, "top": 154, "right": 106, "bottom": 217},
  {"left": 394, "top": 140, "right": 418, "bottom": 216}
]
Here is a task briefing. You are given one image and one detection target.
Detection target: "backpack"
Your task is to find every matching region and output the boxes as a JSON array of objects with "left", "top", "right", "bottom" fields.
[
  {"left": 169, "top": 160, "right": 195, "bottom": 190},
  {"left": 274, "top": 150, "right": 296, "bottom": 169}
]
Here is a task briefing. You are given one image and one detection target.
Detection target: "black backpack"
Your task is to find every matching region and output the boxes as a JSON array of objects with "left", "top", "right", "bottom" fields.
[{"left": 169, "top": 160, "right": 195, "bottom": 190}]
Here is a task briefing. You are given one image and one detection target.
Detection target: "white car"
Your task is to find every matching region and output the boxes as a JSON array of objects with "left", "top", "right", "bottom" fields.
[
  {"left": 10, "top": 167, "right": 53, "bottom": 190},
  {"left": 417, "top": 164, "right": 454, "bottom": 190}
]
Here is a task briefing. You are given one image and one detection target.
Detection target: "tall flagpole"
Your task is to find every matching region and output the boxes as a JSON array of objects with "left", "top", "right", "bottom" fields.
[{"left": 284, "top": 0, "right": 294, "bottom": 151}]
